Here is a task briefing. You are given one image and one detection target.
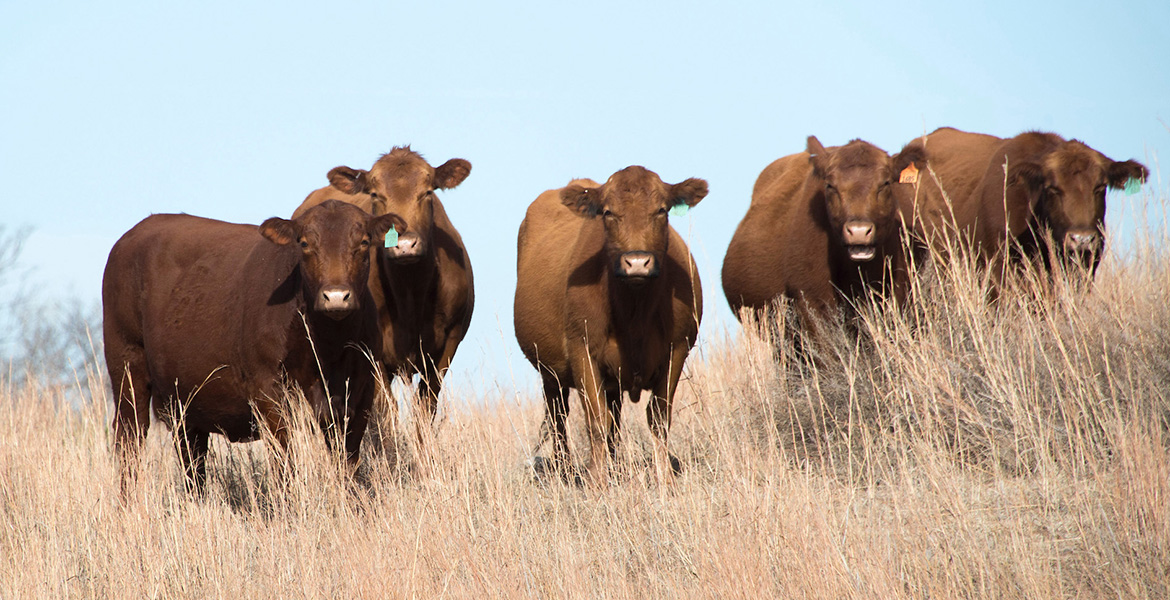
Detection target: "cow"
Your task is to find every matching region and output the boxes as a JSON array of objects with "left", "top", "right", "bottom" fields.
[
  {"left": 103, "top": 200, "right": 405, "bottom": 493},
  {"left": 293, "top": 147, "right": 474, "bottom": 458},
  {"left": 897, "top": 127, "right": 1148, "bottom": 283},
  {"left": 722, "top": 136, "right": 922, "bottom": 339},
  {"left": 514, "top": 166, "right": 707, "bottom": 487}
]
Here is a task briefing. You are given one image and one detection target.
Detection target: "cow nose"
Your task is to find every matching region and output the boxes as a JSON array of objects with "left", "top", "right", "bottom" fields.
[
  {"left": 842, "top": 221, "right": 875, "bottom": 246},
  {"left": 619, "top": 252, "right": 658, "bottom": 278},
  {"left": 1064, "top": 231, "right": 1101, "bottom": 253},
  {"left": 318, "top": 286, "right": 355, "bottom": 313},
  {"left": 387, "top": 232, "right": 424, "bottom": 259}
]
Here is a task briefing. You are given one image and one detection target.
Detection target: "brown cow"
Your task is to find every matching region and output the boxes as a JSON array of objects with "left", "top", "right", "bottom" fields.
[
  {"left": 514, "top": 166, "right": 707, "bottom": 487},
  {"left": 898, "top": 127, "right": 1148, "bottom": 281},
  {"left": 103, "top": 200, "right": 405, "bottom": 493},
  {"left": 294, "top": 147, "right": 474, "bottom": 455},
  {"left": 722, "top": 136, "right": 922, "bottom": 334}
]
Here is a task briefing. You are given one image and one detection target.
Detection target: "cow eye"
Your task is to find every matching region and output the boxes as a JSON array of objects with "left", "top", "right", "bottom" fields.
[
  {"left": 657, "top": 207, "right": 668, "bottom": 216},
  {"left": 299, "top": 239, "right": 309, "bottom": 249},
  {"left": 360, "top": 238, "right": 370, "bottom": 248}
]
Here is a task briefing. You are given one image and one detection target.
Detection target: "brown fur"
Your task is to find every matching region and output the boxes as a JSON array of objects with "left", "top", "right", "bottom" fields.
[
  {"left": 514, "top": 167, "right": 707, "bottom": 487},
  {"left": 898, "top": 127, "right": 1148, "bottom": 280},
  {"left": 722, "top": 137, "right": 918, "bottom": 334},
  {"left": 293, "top": 147, "right": 474, "bottom": 454},
  {"left": 103, "top": 201, "right": 405, "bottom": 493}
]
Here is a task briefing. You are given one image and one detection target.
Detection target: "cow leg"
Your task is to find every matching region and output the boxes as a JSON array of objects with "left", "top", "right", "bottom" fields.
[
  {"left": 540, "top": 374, "right": 571, "bottom": 480},
  {"left": 110, "top": 356, "right": 152, "bottom": 497},
  {"left": 414, "top": 338, "right": 457, "bottom": 447},
  {"left": 254, "top": 395, "right": 292, "bottom": 483},
  {"left": 340, "top": 372, "right": 375, "bottom": 473},
  {"left": 176, "top": 425, "right": 210, "bottom": 494},
  {"left": 604, "top": 387, "right": 623, "bottom": 462},
  {"left": 648, "top": 346, "right": 689, "bottom": 486},
  {"left": 574, "top": 355, "right": 611, "bottom": 488},
  {"left": 375, "top": 360, "right": 400, "bottom": 452}
]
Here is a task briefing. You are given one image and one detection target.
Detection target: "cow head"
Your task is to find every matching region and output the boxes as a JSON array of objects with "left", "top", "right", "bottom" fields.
[
  {"left": 260, "top": 200, "right": 406, "bottom": 319},
  {"left": 1009, "top": 141, "right": 1147, "bottom": 268},
  {"left": 808, "top": 136, "right": 921, "bottom": 262},
  {"left": 561, "top": 166, "right": 708, "bottom": 285},
  {"left": 325, "top": 147, "right": 471, "bottom": 264}
]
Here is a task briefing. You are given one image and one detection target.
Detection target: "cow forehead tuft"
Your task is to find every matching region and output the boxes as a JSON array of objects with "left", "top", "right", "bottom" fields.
[
  {"left": 605, "top": 167, "right": 666, "bottom": 198},
  {"left": 1045, "top": 143, "right": 1106, "bottom": 179},
  {"left": 825, "top": 141, "right": 888, "bottom": 171}
]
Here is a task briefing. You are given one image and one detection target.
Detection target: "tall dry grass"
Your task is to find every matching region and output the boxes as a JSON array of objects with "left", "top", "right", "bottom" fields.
[{"left": 2, "top": 199, "right": 1169, "bottom": 598}]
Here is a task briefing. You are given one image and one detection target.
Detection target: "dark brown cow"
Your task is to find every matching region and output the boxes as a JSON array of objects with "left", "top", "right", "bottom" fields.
[
  {"left": 294, "top": 147, "right": 474, "bottom": 454},
  {"left": 898, "top": 127, "right": 1148, "bottom": 280},
  {"left": 722, "top": 136, "right": 921, "bottom": 332},
  {"left": 103, "top": 200, "right": 405, "bottom": 492},
  {"left": 514, "top": 166, "right": 707, "bottom": 487}
]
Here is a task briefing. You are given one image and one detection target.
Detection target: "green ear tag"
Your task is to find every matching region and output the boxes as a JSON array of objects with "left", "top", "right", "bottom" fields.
[
  {"left": 1124, "top": 177, "right": 1142, "bottom": 196},
  {"left": 384, "top": 225, "right": 398, "bottom": 248},
  {"left": 668, "top": 203, "right": 689, "bottom": 217}
]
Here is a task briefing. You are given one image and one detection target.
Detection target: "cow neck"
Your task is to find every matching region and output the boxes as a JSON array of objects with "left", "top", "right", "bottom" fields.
[
  {"left": 606, "top": 267, "right": 671, "bottom": 332},
  {"left": 375, "top": 242, "right": 437, "bottom": 321}
]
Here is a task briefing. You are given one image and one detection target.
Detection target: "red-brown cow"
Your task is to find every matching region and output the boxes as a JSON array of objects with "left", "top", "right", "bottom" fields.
[
  {"left": 898, "top": 127, "right": 1148, "bottom": 281},
  {"left": 103, "top": 201, "right": 404, "bottom": 493},
  {"left": 514, "top": 166, "right": 707, "bottom": 487},
  {"left": 722, "top": 136, "right": 921, "bottom": 334},
  {"left": 294, "top": 147, "right": 473, "bottom": 455}
]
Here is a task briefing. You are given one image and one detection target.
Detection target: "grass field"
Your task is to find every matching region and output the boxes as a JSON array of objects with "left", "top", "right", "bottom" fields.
[{"left": 2, "top": 213, "right": 1169, "bottom": 598}]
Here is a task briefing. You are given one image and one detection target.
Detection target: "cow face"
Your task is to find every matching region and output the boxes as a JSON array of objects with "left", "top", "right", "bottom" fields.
[
  {"left": 260, "top": 200, "right": 406, "bottom": 319},
  {"left": 326, "top": 147, "right": 471, "bottom": 264},
  {"left": 561, "top": 166, "right": 708, "bottom": 284},
  {"left": 808, "top": 136, "right": 918, "bottom": 262},
  {"left": 1011, "top": 142, "right": 1147, "bottom": 267}
]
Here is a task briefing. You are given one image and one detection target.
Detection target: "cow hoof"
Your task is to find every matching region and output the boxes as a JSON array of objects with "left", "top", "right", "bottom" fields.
[{"left": 529, "top": 456, "right": 582, "bottom": 486}]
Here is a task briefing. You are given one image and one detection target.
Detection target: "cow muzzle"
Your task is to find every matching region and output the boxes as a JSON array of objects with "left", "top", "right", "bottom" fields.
[
  {"left": 842, "top": 220, "right": 877, "bottom": 262},
  {"left": 617, "top": 251, "right": 659, "bottom": 281},
  {"left": 317, "top": 286, "right": 357, "bottom": 319},
  {"left": 384, "top": 232, "right": 426, "bottom": 263},
  {"left": 1063, "top": 230, "right": 1101, "bottom": 254}
]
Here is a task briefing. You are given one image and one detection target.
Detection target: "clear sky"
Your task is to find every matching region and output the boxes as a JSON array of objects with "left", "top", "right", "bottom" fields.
[{"left": 2, "top": 1, "right": 1168, "bottom": 400}]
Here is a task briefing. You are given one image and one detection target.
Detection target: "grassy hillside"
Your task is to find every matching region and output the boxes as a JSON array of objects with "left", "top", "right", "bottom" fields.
[{"left": 2, "top": 213, "right": 1168, "bottom": 598}]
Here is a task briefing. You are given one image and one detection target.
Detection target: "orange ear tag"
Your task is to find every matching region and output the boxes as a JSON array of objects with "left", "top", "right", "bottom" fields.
[{"left": 899, "top": 163, "right": 919, "bottom": 184}]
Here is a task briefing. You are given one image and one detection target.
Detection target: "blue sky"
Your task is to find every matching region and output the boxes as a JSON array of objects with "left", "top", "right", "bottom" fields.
[{"left": 2, "top": 1, "right": 1168, "bottom": 398}]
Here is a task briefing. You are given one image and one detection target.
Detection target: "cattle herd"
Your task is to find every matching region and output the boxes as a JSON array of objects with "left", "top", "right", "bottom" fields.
[{"left": 102, "top": 127, "right": 1148, "bottom": 492}]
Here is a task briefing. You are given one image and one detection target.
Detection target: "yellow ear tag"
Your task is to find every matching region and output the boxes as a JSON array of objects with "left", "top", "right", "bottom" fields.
[
  {"left": 384, "top": 225, "right": 398, "bottom": 248},
  {"left": 899, "top": 163, "right": 919, "bottom": 184},
  {"left": 1124, "top": 177, "right": 1142, "bottom": 196},
  {"left": 668, "top": 203, "right": 689, "bottom": 217}
]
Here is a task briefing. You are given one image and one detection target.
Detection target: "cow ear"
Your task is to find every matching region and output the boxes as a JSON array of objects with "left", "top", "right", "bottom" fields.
[
  {"left": 327, "top": 166, "right": 369, "bottom": 195},
  {"left": 260, "top": 217, "right": 299, "bottom": 246},
  {"left": 1107, "top": 159, "right": 1149, "bottom": 190},
  {"left": 892, "top": 144, "right": 926, "bottom": 178},
  {"left": 1009, "top": 161, "right": 1046, "bottom": 192},
  {"left": 368, "top": 212, "right": 408, "bottom": 242},
  {"left": 807, "top": 136, "right": 829, "bottom": 178},
  {"left": 561, "top": 184, "right": 602, "bottom": 217},
  {"left": 671, "top": 178, "right": 709, "bottom": 208},
  {"left": 433, "top": 159, "right": 472, "bottom": 190}
]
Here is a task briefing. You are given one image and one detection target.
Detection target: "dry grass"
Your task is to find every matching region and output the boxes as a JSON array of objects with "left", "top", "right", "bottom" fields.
[{"left": 3, "top": 211, "right": 1170, "bottom": 598}]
